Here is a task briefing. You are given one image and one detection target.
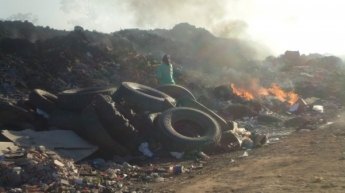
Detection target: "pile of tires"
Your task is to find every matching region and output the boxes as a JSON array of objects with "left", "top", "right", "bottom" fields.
[
  {"left": 17, "top": 85, "right": 139, "bottom": 156},
  {"left": 111, "top": 82, "right": 226, "bottom": 152},
  {"left": 3, "top": 81, "right": 237, "bottom": 156}
]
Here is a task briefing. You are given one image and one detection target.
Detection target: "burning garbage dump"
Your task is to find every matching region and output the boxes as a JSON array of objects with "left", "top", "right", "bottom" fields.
[
  {"left": 0, "top": 80, "right": 276, "bottom": 192},
  {"left": 210, "top": 79, "right": 341, "bottom": 137},
  {"left": 0, "top": 81, "right": 267, "bottom": 192},
  {"left": 1, "top": 79, "right": 339, "bottom": 192},
  {"left": 0, "top": 21, "right": 344, "bottom": 192}
]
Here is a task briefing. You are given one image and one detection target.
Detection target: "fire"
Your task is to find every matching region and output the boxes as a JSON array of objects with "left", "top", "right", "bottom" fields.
[
  {"left": 231, "top": 83, "right": 254, "bottom": 100},
  {"left": 231, "top": 83, "right": 299, "bottom": 105},
  {"left": 268, "top": 84, "right": 299, "bottom": 105}
]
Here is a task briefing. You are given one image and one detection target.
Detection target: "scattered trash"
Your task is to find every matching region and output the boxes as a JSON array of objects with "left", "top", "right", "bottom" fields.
[
  {"left": 74, "top": 178, "right": 83, "bottom": 185},
  {"left": 312, "top": 105, "right": 324, "bottom": 113},
  {"left": 169, "top": 165, "right": 185, "bottom": 175},
  {"left": 154, "top": 176, "right": 165, "bottom": 182},
  {"left": 1, "top": 129, "right": 98, "bottom": 161},
  {"left": 268, "top": 137, "right": 280, "bottom": 144},
  {"left": 170, "top": 151, "right": 185, "bottom": 159},
  {"left": 12, "top": 167, "right": 22, "bottom": 175},
  {"left": 37, "top": 145, "right": 46, "bottom": 153},
  {"left": 240, "top": 151, "right": 249, "bottom": 157},
  {"left": 54, "top": 159, "right": 65, "bottom": 167},
  {"left": 0, "top": 142, "right": 19, "bottom": 156},
  {"left": 241, "top": 137, "right": 254, "bottom": 150},
  {"left": 289, "top": 98, "right": 308, "bottom": 113},
  {"left": 191, "top": 163, "right": 204, "bottom": 170},
  {"left": 0, "top": 20, "right": 344, "bottom": 192}
]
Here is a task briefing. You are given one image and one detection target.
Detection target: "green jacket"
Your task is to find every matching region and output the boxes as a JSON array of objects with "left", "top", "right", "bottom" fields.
[{"left": 156, "top": 63, "right": 175, "bottom": 85}]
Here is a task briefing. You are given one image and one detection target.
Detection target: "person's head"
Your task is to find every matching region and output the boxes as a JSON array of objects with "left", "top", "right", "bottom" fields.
[{"left": 162, "top": 54, "right": 171, "bottom": 65}]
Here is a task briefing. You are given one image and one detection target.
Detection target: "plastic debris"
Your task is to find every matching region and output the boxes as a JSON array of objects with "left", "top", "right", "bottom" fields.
[
  {"left": 312, "top": 105, "right": 324, "bottom": 113},
  {"left": 170, "top": 151, "right": 185, "bottom": 159},
  {"left": 268, "top": 137, "right": 280, "bottom": 144},
  {"left": 241, "top": 137, "right": 254, "bottom": 150},
  {"left": 168, "top": 165, "right": 185, "bottom": 175},
  {"left": 138, "top": 142, "right": 154, "bottom": 157},
  {"left": 241, "top": 151, "right": 249, "bottom": 157}
]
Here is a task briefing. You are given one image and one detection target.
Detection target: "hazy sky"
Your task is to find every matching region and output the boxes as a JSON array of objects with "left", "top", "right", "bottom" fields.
[{"left": 1, "top": 0, "right": 345, "bottom": 57}]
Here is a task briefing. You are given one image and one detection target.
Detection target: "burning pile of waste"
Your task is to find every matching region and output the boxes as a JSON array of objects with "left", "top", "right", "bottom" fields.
[{"left": 0, "top": 20, "right": 344, "bottom": 192}]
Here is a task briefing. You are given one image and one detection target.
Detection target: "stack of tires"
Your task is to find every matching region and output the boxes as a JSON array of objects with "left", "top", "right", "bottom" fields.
[
  {"left": 113, "top": 82, "right": 223, "bottom": 152},
  {"left": 11, "top": 82, "right": 230, "bottom": 156},
  {"left": 23, "top": 86, "right": 139, "bottom": 156}
]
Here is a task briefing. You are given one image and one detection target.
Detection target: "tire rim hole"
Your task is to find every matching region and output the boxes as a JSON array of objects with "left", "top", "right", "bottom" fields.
[{"left": 173, "top": 120, "right": 206, "bottom": 138}]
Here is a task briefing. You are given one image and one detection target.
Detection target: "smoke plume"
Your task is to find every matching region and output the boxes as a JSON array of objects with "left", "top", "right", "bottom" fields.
[
  {"left": 7, "top": 13, "right": 38, "bottom": 24},
  {"left": 58, "top": 0, "right": 245, "bottom": 36},
  {"left": 124, "top": 0, "right": 227, "bottom": 28}
]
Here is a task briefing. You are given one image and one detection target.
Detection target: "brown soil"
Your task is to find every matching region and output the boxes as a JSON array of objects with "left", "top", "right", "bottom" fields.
[{"left": 149, "top": 114, "right": 345, "bottom": 193}]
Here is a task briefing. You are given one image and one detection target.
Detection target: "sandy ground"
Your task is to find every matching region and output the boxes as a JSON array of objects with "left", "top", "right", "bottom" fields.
[{"left": 148, "top": 114, "right": 345, "bottom": 193}]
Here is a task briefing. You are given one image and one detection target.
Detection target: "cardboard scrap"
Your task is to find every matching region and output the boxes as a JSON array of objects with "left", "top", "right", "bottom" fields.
[
  {"left": 1, "top": 129, "right": 98, "bottom": 161},
  {"left": 0, "top": 141, "right": 19, "bottom": 156}
]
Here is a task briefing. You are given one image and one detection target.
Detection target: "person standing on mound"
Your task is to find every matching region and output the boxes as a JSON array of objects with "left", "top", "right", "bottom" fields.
[{"left": 156, "top": 54, "right": 175, "bottom": 85}]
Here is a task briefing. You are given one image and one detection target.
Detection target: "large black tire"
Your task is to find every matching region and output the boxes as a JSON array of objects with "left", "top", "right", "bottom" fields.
[
  {"left": 156, "top": 84, "right": 196, "bottom": 100},
  {"left": 57, "top": 86, "right": 117, "bottom": 111},
  {"left": 28, "top": 89, "right": 58, "bottom": 113},
  {"left": 112, "top": 82, "right": 176, "bottom": 112},
  {"left": 47, "top": 109, "right": 81, "bottom": 130},
  {"left": 177, "top": 98, "right": 228, "bottom": 131},
  {"left": 79, "top": 104, "right": 130, "bottom": 156},
  {"left": 92, "top": 94, "right": 140, "bottom": 152},
  {"left": 0, "top": 101, "right": 34, "bottom": 127},
  {"left": 155, "top": 107, "right": 221, "bottom": 151}
]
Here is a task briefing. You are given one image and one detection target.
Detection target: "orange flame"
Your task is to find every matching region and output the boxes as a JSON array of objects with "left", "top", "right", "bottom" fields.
[
  {"left": 231, "top": 83, "right": 299, "bottom": 105},
  {"left": 267, "top": 84, "right": 299, "bottom": 105},
  {"left": 231, "top": 83, "right": 254, "bottom": 100}
]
